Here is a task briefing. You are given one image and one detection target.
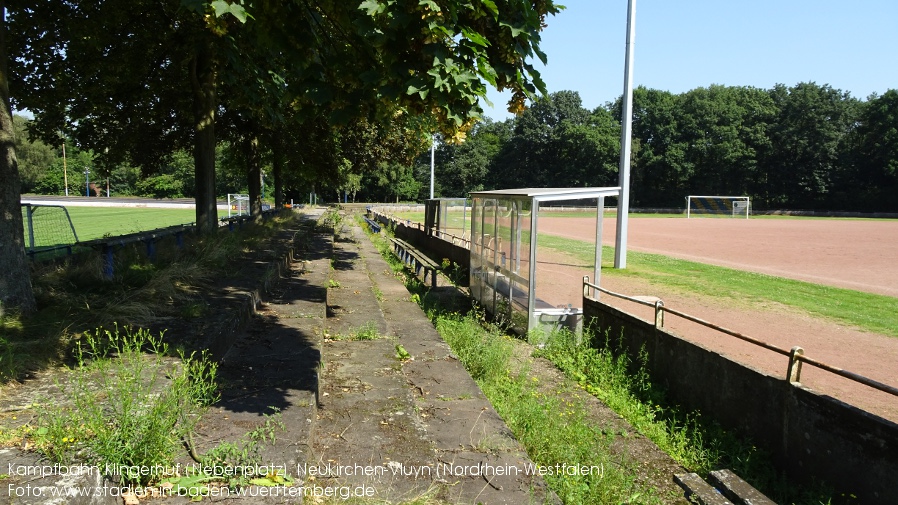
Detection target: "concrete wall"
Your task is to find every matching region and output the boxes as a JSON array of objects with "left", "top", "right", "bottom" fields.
[{"left": 583, "top": 297, "right": 898, "bottom": 504}]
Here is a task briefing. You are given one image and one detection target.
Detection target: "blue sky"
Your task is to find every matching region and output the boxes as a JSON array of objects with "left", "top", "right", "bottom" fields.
[{"left": 482, "top": 0, "right": 898, "bottom": 120}]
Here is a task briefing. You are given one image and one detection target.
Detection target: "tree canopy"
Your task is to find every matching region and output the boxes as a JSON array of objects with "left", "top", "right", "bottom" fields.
[{"left": 0, "top": 0, "right": 561, "bottom": 312}]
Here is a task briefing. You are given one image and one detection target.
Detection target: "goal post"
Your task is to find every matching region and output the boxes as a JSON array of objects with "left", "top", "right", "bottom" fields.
[
  {"left": 21, "top": 203, "right": 80, "bottom": 253},
  {"left": 686, "top": 196, "right": 751, "bottom": 219},
  {"left": 227, "top": 194, "right": 250, "bottom": 217}
]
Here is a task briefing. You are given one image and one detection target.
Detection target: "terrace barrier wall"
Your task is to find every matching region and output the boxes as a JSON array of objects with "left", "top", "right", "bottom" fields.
[{"left": 582, "top": 296, "right": 898, "bottom": 504}]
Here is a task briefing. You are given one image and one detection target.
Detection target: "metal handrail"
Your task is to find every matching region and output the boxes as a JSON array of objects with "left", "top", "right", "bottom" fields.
[{"left": 582, "top": 279, "right": 898, "bottom": 399}]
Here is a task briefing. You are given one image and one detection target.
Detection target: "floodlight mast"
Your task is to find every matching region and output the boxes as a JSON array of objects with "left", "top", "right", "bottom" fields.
[
  {"left": 430, "top": 135, "right": 435, "bottom": 199},
  {"left": 614, "top": 0, "right": 636, "bottom": 269}
]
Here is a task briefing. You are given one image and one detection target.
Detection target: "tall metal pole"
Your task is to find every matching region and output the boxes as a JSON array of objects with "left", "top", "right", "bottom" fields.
[
  {"left": 62, "top": 142, "right": 69, "bottom": 196},
  {"left": 614, "top": 0, "right": 636, "bottom": 269},
  {"left": 430, "top": 135, "right": 435, "bottom": 199}
]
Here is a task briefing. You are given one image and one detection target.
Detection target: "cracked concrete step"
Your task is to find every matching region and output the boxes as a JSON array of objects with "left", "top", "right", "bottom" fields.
[
  {"left": 153, "top": 212, "right": 331, "bottom": 504},
  {"left": 675, "top": 469, "right": 775, "bottom": 505},
  {"left": 309, "top": 220, "right": 558, "bottom": 504}
]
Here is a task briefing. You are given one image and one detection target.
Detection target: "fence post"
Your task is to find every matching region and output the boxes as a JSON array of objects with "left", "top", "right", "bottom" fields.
[
  {"left": 103, "top": 244, "right": 115, "bottom": 280},
  {"left": 145, "top": 238, "right": 156, "bottom": 262},
  {"left": 654, "top": 300, "right": 665, "bottom": 328},
  {"left": 25, "top": 204, "right": 36, "bottom": 253},
  {"left": 788, "top": 346, "right": 804, "bottom": 383}
]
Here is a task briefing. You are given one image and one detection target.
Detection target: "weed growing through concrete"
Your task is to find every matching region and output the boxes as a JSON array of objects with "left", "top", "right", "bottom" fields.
[
  {"left": 433, "top": 311, "right": 660, "bottom": 504},
  {"left": 33, "top": 325, "right": 218, "bottom": 486},
  {"left": 349, "top": 322, "right": 380, "bottom": 341},
  {"left": 327, "top": 322, "right": 381, "bottom": 341},
  {"left": 163, "top": 408, "right": 292, "bottom": 496}
]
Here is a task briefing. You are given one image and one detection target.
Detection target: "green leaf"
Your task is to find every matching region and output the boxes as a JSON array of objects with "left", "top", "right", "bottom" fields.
[
  {"left": 227, "top": 3, "right": 248, "bottom": 23},
  {"left": 499, "top": 21, "right": 524, "bottom": 38},
  {"left": 479, "top": 0, "right": 499, "bottom": 19},
  {"left": 419, "top": 0, "right": 441, "bottom": 11},
  {"left": 476, "top": 57, "right": 498, "bottom": 87},
  {"left": 462, "top": 28, "right": 489, "bottom": 48},
  {"left": 211, "top": 0, "right": 230, "bottom": 17},
  {"left": 395, "top": 344, "right": 411, "bottom": 360},
  {"left": 359, "top": 0, "right": 385, "bottom": 15},
  {"left": 207, "top": 0, "right": 249, "bottom": 22}
]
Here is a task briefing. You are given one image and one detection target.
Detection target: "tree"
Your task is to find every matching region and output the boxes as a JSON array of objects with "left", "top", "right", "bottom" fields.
[
  {"left": 763, "top": 82, "right": 859, "bottom": 209},
  {"left": 437, "top": 119, "right": 512, "bottom": 196},
  {"left": 0, "top": 1, "right": 35, "bottom": 312},
  {"left": 848, "top": 90, "right": 898, "bottom": 211},
  {"left": 13, "top": 115, "right": 56, "bottom": 193},
  {"left": 678, "top": 85, "right": 775, "bottom": 199},
  {"left": 491, "top": 90, "right": 618, "bottom": 189}
]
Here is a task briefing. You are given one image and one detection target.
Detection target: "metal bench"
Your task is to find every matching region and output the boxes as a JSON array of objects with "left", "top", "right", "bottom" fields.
[
  {"left": 389, "top": 237, "right": 442, "bottom": 288},
  {"left": 363, "top": 216, "right": 382, "bottom": 234}
]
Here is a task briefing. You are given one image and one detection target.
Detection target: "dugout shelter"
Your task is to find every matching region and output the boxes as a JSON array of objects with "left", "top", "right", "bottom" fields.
[{"left": 469, "top": 187, "right": 621, "bottom": 335}]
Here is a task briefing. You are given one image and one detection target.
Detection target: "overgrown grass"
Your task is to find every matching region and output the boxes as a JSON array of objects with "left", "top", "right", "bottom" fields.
[
  {"left": 327, "top": 322, "right": 382, "bottom": 341},
  {"left": 29, "top": 325, "right": 218, "bottom": 486},
  {"left": 434, "top": 311, "right": 665, "bottom": 504},
  {"left": 533, "top": 326, "right": 836, "bottom": 504},
  {"left": 0, "top": 213, "right": 298, "bottom": 383}
]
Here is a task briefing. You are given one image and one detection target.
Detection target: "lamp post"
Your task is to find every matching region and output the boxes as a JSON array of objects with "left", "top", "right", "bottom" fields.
[
  {"left": 84, "top": 168, "right": 91, "bottom": 197},
  {"left": 430, "top": 134, "right": 435, "bottom": 199},
  {"left": 614, "top": 0, "right": 636, "bottom": 269},
  {"left": 62, "top": 142, "right": 69, "bottom": 196}
]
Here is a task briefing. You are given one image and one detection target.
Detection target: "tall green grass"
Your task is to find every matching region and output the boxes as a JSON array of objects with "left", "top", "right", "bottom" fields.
[{"left": 435, "top": 312, "right": 667, "bottom": 504}]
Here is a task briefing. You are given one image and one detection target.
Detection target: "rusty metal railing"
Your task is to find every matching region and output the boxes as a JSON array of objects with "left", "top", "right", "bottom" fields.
[{"left": 582, "top": 277, "right": 898, "bottom": 398}]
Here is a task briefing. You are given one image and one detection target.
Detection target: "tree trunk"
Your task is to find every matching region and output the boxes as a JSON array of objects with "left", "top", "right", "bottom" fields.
[
  {"left": 246, "top": 134, "right": 262, "bottom": 221},
  {"left": 272, "top": 143, "right": 284, "bottom": 209},
  {"left": 0, "top": 3, "right": 36, "bottom": 313},
  {"left": 191, "top": 40, "right": 218, "bottom": 234}
]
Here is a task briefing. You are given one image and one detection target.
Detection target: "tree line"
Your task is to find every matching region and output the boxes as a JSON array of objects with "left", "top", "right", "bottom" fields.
[
  {"left": 18, "top": 82, "right": 898, "bottom": 213},
  {"left": 402, "top": 85, "right": 897, "bottom": 213}
]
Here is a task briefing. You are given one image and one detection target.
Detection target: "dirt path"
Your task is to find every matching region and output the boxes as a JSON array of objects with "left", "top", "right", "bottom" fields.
[{"left": 530, "top": 217, "right": 898, "bottom": 424}]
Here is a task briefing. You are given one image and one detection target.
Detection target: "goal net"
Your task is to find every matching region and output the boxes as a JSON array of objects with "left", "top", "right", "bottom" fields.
[
  {"left": 686, "top": 196, "right": 750, "bottom": 218},
  {"left": 21, "top": 204, "right": 80, "bottom": 254}
]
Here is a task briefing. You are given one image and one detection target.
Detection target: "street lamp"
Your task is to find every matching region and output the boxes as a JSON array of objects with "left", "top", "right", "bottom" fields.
[
  {"left": 430, "top": 134, "right": 435, "bottom": 199},
  {"left": 84, "top": 168, "right": 91, "bottom": 197},
  {"left": 614, "top": 0, "right": 637, "bottom": 269}
]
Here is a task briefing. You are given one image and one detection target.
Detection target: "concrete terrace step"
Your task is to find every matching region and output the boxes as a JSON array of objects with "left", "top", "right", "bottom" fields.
[{"left": 309, "top": 221, "right": 557, "bottom": 504}]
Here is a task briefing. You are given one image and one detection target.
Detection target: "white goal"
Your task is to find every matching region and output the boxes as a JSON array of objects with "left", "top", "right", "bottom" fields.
[
  {"left": 227, "top": 194, "right": 250, "bottom": 217},
  {"left": 686, "top": 196, "right": 750, "bottom": 219}
]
